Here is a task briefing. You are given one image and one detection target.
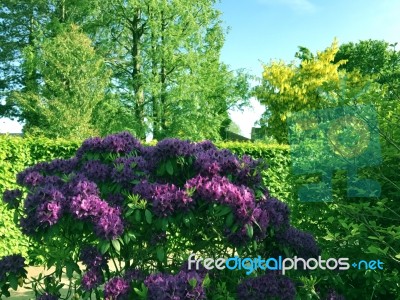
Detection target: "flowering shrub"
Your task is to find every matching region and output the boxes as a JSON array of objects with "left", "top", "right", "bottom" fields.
[
  {"left": 2, "top": 132, "right": 320, "bottom": 299},
  {"left": 0, "top": 254, "right": 27, "bottom": 298}
]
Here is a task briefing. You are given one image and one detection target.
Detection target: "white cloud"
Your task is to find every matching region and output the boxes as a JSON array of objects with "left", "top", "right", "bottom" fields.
[{"left": 258, "top": 0, "right": 317, "bottom": 13}]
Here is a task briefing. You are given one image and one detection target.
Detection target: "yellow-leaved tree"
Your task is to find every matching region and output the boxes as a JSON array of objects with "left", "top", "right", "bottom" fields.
[{"left": 255, "top": 39, "right": 349, "bottom": 143}]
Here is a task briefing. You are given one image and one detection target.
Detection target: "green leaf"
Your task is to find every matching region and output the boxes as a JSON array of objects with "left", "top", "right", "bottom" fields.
[
  {"left": 166, "top": 160, "right": 174, "bottom": 175},
  {"left": 202, "top": 274, "right": 211, "bottom": 288},
  {"left": 156, "top": 246, "right": 165, "bottom": 262},
  {"left": 112, "top": 239, "right": 121, "bottom": 252},
  {"left": 245, "top": 224, "right": 253, "bottom": 238},
  {"left": 100, "top": 241, "right": 110, "bottom": 254},
  {"left": 66, "top": 262, "right": 75, "bottom": 279},
  {"left": 123, "top": 233, "right": 130, "bottom": 244},
  {"left": 9, "top": 274, "right": 18, "bottom": 290},
  {"left": 145, "top": 209, "right": 153, "bottom": 224},
  {"left": 134, "top": 283, "right": 148, "bottom": 299},
  {"left": 367, "top": 245, "right": 380, "bottom": 255},
  {"left": 225, "top": 212, "right": 234, "bottom": 227},
  {"left": 156, "top": 164, "right": 166, "bottom": 176},
  {"left": 135, "top": 210, "right": 142, "bottom": 222},
  {"left": 161, "top": 218, "right": 168, "bottom": 231},
  {"left": 216, "top": 206, "right": 231, "bottom": 217},
  {"left": 188, "top": 278, "right": 197, "bottom": 288}
]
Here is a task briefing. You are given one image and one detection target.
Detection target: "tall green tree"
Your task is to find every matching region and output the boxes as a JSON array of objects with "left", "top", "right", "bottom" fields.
[
  {"left": 10, "top": 25, "right": 111, "bottom": 139},
  {"left": 1, "top": 0, "right": 250, "bottom": 140},
  {"left": 99, "top": 0, "right": 249, "bottom": 140}
]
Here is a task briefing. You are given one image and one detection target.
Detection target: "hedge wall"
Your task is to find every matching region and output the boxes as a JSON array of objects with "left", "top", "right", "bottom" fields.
[
  {"left": 0, "top": 136, "right": 291, "bottom": 259},
  {"left": 0, "top": 136, "right": 81, "bottom": 258}
]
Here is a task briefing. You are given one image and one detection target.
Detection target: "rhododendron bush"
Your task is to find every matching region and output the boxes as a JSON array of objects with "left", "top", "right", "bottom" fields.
[{"left": 2, "top": 132, "right": 319, "bottom": 299}]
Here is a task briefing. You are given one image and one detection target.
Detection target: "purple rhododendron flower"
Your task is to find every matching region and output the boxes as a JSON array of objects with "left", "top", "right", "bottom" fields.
[
  {"left": 69, "top": 194, "right": 108, "bottom": 219},
  {"left": 237, "top": 272, "right": 296, "bottom": 300},
  {"left": 259, "top": 197, "right": 290, "bottom": 229},
  {"left": 83, "top": 160, "right": 111, "bottom": 182},
  {"left": 104, "top": 277, "right": 130, "bottom": 300},
  {"left": 2, "top": 189, "right": 22, "bottom": 209},
  {"left": 36, "top": 157, "right": 79, "bottom": 175},
  {"left": 17, "top": 170, "right": 44, "bottom": 187},
  {"left": 36, "top": 293, "right": 59, "bottom": 300},
  {"left": 19, "top": 186, "right": 66, "bottom": 234},
  {"left": 102, "top": 131, "right": 142, "bottom": 154},
  {"left": 277, "top": 226, "right": 320, "bottom": 258},
  {"left": 37, "top": 200, "right": 63, "bottom": 225},
  {"left": 66, "top": 174, "right": 99, "bottom": 197},
  {"left": 124, "top": 268, "right": 144, "bottom": 282},
  {"left": 80, "top": 246, "right": 107, "bottom": 269},
  {"left": 111, "top": 156, "right": 148, "bottom": 186},
  {"left": 76, "top": 136, "right": 104, "bottom": 159},
  {"left": 94, "top": 207, "right": 124, "bottom": 240},
  {"left": 185, "top": 175, "right": 255, "bottom": 223},
  {"left": 144, "top": 270, "right": 206, "bottom": 300},
  {"left": 133, "top": 181, "right": 193, "bottom": 217},
  {"left": 81, "top": 268, "right": 103, "bottom": 291},
  {"left": 0, "top": 254, "right": 26, "bottom": 281},
  {"left": 106, "top": 193, "right": 125, "bottom": 207}
]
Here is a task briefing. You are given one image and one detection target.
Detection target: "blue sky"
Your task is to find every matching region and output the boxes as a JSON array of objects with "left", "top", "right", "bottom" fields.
[
  {"left": 220, "top": 0, "right": 400, "bottom": 137},
  {"left": 2, "top": 0, "right": 400, "bottom": 136}
]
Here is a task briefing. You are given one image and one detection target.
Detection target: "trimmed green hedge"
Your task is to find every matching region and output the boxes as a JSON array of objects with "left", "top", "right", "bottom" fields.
[
  {"left": 0, "top": 136, "right": 291, "bottom": 259},
  {"left": 0, "top": 136, "right": 80, "bottom": 258}
]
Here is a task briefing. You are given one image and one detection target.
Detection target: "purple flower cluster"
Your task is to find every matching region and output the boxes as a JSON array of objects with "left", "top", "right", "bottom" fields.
[
  {"left": 0, "top": 254, "right": 26, "bottom": 281},
  {"left": 106, "top": 193, "right": 125, "bottom": 207},
  {"left": 82, "top": 160, "right": 111, "bottom": 182},
  {"left": 94, "top": 207, "right": 124, "bottom": 240},
  {"left": 133, "top": 181, "right": 193, "bottom": 217},
  {"left": 144, "top": 270, "right": 206, "bottom": 300},
  {"left": 80, "top": 246, "right": 107, "bottom": 291},
  {"left": 193, "top": 149, "right": 239, "bottom": 177},
  {"left": 76, "top": 132, "right": 143, "bottom": 159},
  {"left": 257, "top": 197, "right": 290, "bottom": 229},
  {"left": 34, "top": 158, "right": 79, "bottom": 175},
  {"left": 111, "top": 156, "right": 148, "bottom": 186},
  {"left": 124, "top": 268, "right": 144, "bottom": 282},
  {"left": 193, "top": 149, "right": 264, "bottom": 188},
  {"left": 152, "top": 138, "right": 195, "bottom": 160},
  {"left": 235, "top": 155, "right": 264, "bottom": 187},
  {"left": 237, "top": 272, "right": 296, "bottom": 300},
  {"left": 67, "top": 175, "right": 124, "bottom": 240},
  {"left": 17, "top": 170, "right": 44, "bottom": 187},
  {"left": 36, "top": 293, "right": 59, "bottom": 300},
  {"left": 104, "top": 277, "right": 130, "bottom": 300},
  {"left": 276, "top": 226, "right": 320, "bottom": 258},
  {"left": 18, "top": 172, "right": 124, "bottom": 239},
  {"left": 82, "top": 268, "right": 103, "bottom": 291},
  {"left": 2, "top": 189, "right": 22, "bottom": 209},
  {"left": 20, "top": 186, "right": 65, "bottom": 234},
  {"left": 80, "top": 246, "right": 107, "bottom": 269},
  {"left": 185, "top": 175, "right": 255, "bottom": 223}
]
